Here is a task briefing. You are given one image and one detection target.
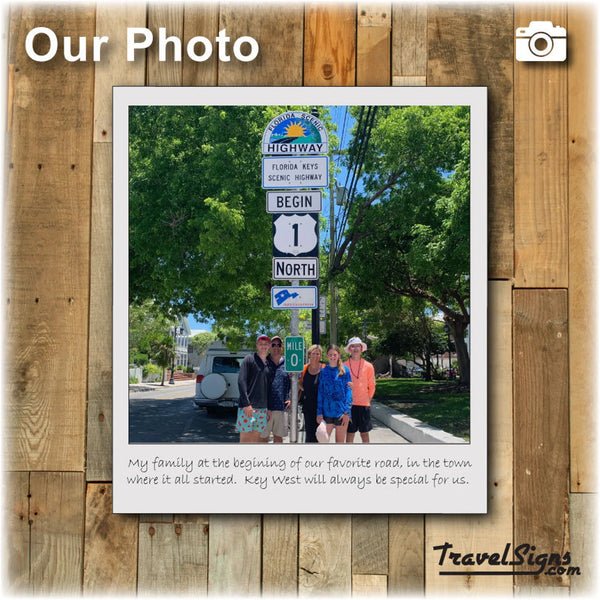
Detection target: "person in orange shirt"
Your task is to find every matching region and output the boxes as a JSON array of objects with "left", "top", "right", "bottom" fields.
[{"left": 343, "top": 337, "right": 376, "bottom": 443}]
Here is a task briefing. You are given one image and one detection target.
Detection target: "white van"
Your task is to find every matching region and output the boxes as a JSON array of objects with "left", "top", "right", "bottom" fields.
[{"left": 194, "top": 341, "right": 252, "bottom": 412}]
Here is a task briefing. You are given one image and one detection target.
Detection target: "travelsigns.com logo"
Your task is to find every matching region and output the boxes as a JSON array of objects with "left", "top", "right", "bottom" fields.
[{"left": 433, "top": 542, "right": 581, "bottom": 577}]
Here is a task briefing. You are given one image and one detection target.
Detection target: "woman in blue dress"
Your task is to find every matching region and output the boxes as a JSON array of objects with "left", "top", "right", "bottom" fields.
[{"left": 317, "top": 345, "right": 353, "bottom": 443}]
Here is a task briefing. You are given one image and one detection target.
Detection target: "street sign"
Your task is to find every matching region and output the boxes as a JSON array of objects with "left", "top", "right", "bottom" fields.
[
  {"left": 262, "top": 111, "right": 328, "bottom": 155},
  {"left": 272, "top": 257, "right": 319, "bottom": 280},
  {"left": 266, "top": 190, "right": 322, "bottom": 213},
  {"left": 273, "top": 213, "right": 318, "bottom": 257},
  {"left": 262, "top": 156, "right": 329, "bottom": 189},
  {"left": 285, "top": 336, "right": 305, "bottom": 372},
  {"left": 271, "top": 286, "right": 318, "bottom": 309}
]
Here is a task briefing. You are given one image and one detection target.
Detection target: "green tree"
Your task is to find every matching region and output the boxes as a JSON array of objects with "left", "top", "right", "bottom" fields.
[
  {"left": 152, "top": 336, "right": 176, "bottom": 386},
  {"left": 189, "top": 331, "right": 217, "bottom": 356},
  {"left": 129, "top": 300, "right": 178, "bottom": 365},
  {"left": 332, "top": 106, "right": 471, "bottom": 384},
  {"left": 129, "top": 105, "right": 333, "bottom": 335}
]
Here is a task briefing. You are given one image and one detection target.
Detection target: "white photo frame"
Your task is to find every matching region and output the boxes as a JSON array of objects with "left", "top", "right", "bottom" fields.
[{"left": 113, "top": 87, "right": 487, "bottom": 514}]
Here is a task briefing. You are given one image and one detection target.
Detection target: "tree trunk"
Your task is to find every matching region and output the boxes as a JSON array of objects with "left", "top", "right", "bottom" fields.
[{"left": 450, "top": 319, "right": 470, "bottom": 386}]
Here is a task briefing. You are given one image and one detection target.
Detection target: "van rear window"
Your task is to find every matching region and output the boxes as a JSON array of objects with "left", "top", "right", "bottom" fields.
[{"left": 213, "top": 356, "right": 244, "bottom": 373}]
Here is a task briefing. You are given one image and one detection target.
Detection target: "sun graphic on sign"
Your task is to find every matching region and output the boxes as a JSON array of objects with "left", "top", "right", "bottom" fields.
[{"left": 284, "top": 121, "right": 308, "bottom": 138}]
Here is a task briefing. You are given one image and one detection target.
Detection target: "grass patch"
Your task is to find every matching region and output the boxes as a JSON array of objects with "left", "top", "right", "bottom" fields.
[{"left": 374, "top": 378, "right": 470, "bottom": 441}]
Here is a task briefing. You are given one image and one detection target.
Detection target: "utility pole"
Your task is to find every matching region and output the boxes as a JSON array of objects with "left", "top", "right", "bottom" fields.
[{"left": 329, "top": 181, "right": 337, "bottom": 346}]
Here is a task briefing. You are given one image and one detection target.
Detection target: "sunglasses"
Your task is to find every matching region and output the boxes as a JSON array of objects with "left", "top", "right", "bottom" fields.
[{"left": 271, "top": 342, "right": 282, "bottom": 347}]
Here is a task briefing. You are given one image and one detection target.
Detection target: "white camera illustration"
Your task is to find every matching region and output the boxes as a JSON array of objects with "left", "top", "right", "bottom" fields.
[{"left": 515, "top": 21, "right": 567, "bottom": 62}]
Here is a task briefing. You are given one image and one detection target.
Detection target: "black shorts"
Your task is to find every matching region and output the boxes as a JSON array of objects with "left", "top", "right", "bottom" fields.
[
  {"left": 347, "top": 405, "right": 372, "bottom": 433},
  {"left": 323, "top": 415, "right": 345, "bottom": 426}
]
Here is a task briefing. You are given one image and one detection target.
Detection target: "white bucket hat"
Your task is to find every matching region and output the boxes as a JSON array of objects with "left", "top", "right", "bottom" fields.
[{"left": 345, "top": 336, "right": 367, "bottom": 353}]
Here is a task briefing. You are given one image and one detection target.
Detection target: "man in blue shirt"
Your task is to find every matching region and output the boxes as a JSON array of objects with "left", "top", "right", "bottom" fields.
[{"left": 261, "top": 335, "right": 291, "bottom": 443}]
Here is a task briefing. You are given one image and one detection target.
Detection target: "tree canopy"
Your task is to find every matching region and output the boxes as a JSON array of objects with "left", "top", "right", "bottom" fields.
[
  {"left": 332, "top": 105, "right": 471, "bottom": 383},
  {"left": 129, "top": 105, "right": 327, "bottom": 335}
]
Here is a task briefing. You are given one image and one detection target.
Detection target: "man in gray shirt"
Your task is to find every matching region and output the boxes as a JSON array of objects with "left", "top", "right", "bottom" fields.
[{"left": 237, "top": 335, "right": 273, "bottom": 443}]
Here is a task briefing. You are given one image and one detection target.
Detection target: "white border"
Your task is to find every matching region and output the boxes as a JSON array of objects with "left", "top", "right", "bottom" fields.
[{"left": 114, "top": 86, "right": 487, "bottom": 514}]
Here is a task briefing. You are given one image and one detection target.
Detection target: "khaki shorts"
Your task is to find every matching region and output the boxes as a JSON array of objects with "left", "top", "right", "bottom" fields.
[{"left": 260, "top": 410, "right": 289, "bottom": 439}]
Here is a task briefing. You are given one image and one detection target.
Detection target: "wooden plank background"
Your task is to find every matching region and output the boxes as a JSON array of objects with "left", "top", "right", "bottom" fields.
[{"left": 3, "top": 1, "right": 597, "bottom": 596}]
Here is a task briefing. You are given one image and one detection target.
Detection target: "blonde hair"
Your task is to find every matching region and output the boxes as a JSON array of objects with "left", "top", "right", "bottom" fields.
[
  {"left": 326, "top": 345, "right": 346, "bottom": 376},
  {"left": 307, "top": 344, "right": 322, "bottom": 360}
]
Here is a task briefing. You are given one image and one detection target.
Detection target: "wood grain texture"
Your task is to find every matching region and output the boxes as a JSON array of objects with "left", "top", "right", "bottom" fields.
[
  {"left": 388, "top": 515, "right": 424, "bottom": 594},
  {"left": 357, "top": 3, "right": 391, "bottom": 85},
  {"left": 391, "top": 3, "right": 426, "bottom": 80},
  {"left": 569, "top": 493, "right": 597, "bottom": 594},
  {"left": 137, "top": 520, "right": 209, "bottom": 595},
  {"left": 352, "top": 515, "right": 388, "bottom": 575},
  {"left": 304, "top": 2, "right": 357, "bottom": 85},
  {"left": 4, "top": 4, "right": 94, "bottom": 472},
  {"left": 262, "top": 514, "right": 299, "bottom": 596},
  {"left": 3, "top": 471, "right": 31, "bottom": 594},
  {"left": 182, "top": 2, "right": 219, "bottom": 86},
  {"left": 147, "top": 3, "right": 185, "bottom": 85},
  {"left": 425, "top": 281, "right": 513, "bottom": 594},
  {"left": 93, "top": 4, "right": 147, "bottom": 143},
  {"left": 86, "top": 142, "right": 114, "bottom": 481},
  {"left": 218, "top": 3, "right": 305, "bottom": 86},
  {"left": 514, "top": 5, "right": 568, "bottom": 288},
  {"left": 83, "top": 484, "right": 139, "bottom": 594},
  {"left": 427, "top": 3, "right": 514, "bottom": 280},
  {"left": 567, "top": 4, "right": 597, "bottom": 494},
  {"left": 207, "top": 514, "right": 261, "bottom": 596},
  {"left": 29, "top": 472, "right": 85, "bottom": 594},
  {"left": 298, "top": 515, "right": 352, "bottom": 596},
  {"left": 513, "top": 290, "right": 569, "bottom": 590},
  {"left": 352, "top": 573, "right": 388, "bottom": 596}
]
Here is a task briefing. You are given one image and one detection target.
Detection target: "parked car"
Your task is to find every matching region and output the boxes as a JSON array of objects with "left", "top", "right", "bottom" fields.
[{"left": 194, "top": 342, "right": 252, "bottom": 412}]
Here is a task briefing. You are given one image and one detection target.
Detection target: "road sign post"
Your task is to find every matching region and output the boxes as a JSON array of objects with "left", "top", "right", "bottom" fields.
[{"left": 262, "top": 110, "right": 328, "bottom": 443}]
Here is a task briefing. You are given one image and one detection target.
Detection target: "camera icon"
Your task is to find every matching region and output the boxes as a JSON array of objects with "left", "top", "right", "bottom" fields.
[{"left": 516, "top": 21, "right": 567, "bottom": 62}]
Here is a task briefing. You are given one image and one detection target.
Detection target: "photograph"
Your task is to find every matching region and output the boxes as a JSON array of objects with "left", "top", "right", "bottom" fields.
[{"left": 112, "top": 86, "right": 487, "bottom": 514}]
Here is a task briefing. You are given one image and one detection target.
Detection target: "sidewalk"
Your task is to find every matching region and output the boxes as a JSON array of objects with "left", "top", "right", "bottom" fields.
[
  {"left": 129, "top": 379, "right": 195, "bottom": 393},
  {"left": 370, "top": 401, "right": 467, "bottom": 444}
]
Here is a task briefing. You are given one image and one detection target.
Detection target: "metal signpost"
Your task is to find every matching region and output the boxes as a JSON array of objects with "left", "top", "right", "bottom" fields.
[{"left": 262, "top": 111, "right": 327, "bottom": 443}]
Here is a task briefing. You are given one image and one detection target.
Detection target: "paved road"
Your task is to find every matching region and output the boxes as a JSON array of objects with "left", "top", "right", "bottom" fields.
[{"left": 129, "top": 381, "right": 408, "bottom": 444}]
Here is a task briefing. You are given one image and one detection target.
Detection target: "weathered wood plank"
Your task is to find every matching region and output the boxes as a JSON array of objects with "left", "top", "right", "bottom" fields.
[
  {"left": 219, "top": 3, "right": 304, "bottom": 85},
  {"left": 29, "top": 472, "right": 85, "bottom": 594},
  {"left": 388, "top": 515, "right": 424, "bottom": 594},
  {"left": 426, "top": 281, "right": 513, "bottom": 594},
  {"left": 93, "top": 4, "right": 147, "bottom": 143},
  {"left": 351, "top": 515, "right": 388, "bottom": 575},
  {"left": 262, "top": 514, "right": 299, "bottom": 596},
  {"left": 137, "top": 520, "right": 209, "bottom": 595},
  {"left": 514, "top": 290, "right": 569, "bottom": 590},
  {"left": 391, "top": 3, "right": 426, "bottom": 80},
  {"left": 427, "top": 3, "right": 514, "bottom": 280},
  {"left": 86, "top": 142, "right": 113, "bottom": 481},
  {"left": 147, "top": 3, "right": 184, "bottom": 85},
  {"left": 207, "top": 514, "right": 261, "bottom": 596},
  {"left": 3, "top": 471, "right": 30, "bottom": 593},
  {"left": 83, "top": 483, "right": 138, "bottom": 594},
  {"left": 567, "top": 4, "right": 597, "bottom": 494},
  {"left": 514, "top": 4, "right": 568, "bottom": 288},
  {"left": 304, "top": 2, "right": 356, "bottom": 86},
  {"left": 569, "top": 493, "right": 596, "bottom": 594},
  {"left": 357, "top": 3, "right": 391, "bottom": 85},
  {"left": 5, "top": 4, "right": 94, "bottom": 472},
  {"left": 298, "top": 515, "right": 352, "bottom": 596},
  {"left": 352, "top": 574, "right": 387, "bottom": 596},
  {"left": 182, "top": 2, "right": 219, "bottom": 86}
]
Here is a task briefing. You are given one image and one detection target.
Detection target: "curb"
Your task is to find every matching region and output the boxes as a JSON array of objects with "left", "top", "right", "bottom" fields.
[{"left": 371, "top": 401, "right": 467, "bottom": 444}]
